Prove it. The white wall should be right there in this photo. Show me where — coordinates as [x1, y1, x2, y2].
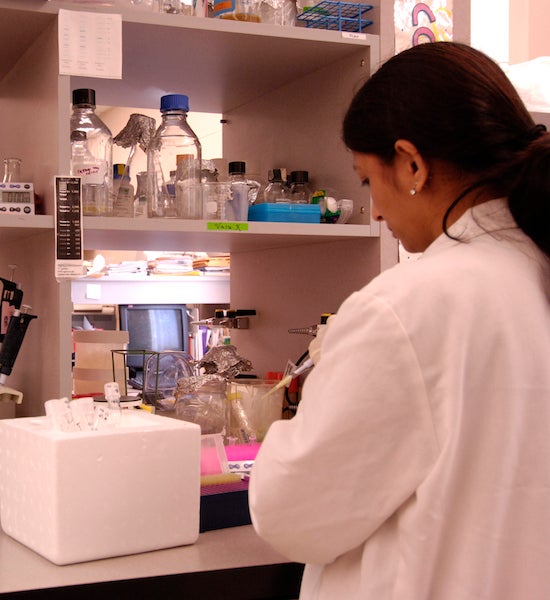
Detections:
[471, 0, 550, 64]
[99, 105, 223, 180]
[471, 0, 510, 63]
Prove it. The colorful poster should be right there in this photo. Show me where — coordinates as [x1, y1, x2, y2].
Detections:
[394, 1, 453, 53]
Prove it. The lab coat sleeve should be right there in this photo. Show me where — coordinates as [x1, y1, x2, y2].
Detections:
[249, 289, 440, 565]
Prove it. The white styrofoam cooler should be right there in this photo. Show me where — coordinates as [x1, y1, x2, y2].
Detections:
[0, 410, 201, 565]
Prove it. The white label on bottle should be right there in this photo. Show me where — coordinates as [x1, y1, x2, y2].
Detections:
[74, 165, 104, 185]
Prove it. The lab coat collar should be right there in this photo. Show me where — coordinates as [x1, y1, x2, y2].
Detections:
[423, 198, 516, 258]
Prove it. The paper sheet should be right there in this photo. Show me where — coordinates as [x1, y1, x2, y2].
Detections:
[58, 8, 122, 79]
[394, 0, 453, 53]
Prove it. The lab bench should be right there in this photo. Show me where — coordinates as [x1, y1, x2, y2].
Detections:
[0, 524, 303, 599]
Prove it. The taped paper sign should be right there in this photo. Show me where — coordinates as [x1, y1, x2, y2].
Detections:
[394, 1, 453, 53]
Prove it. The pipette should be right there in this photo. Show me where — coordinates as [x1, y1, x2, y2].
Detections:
[0, 307, 37, 378]
[0, 265, 23, 342]
[0, 305, 37, 403]
[262, 357, 315, 400]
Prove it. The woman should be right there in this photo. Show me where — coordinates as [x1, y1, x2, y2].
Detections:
[249, 42, 550, 599]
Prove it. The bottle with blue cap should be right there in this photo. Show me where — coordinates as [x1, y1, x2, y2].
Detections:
[148, 94, 202, 218]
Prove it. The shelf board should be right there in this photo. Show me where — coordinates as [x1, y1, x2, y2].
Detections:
[0, 1, 378, 113]
[0, 213, 377, 251]
[0, 214, 54, 242]
[71, 273, 230, 304]
[82, 217, 378, 252]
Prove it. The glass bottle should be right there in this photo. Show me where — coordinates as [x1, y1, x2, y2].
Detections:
[288, 170, 312, 204]
[134, 171, 148, 218]
[70, 88, 113, 216]
[2, 158, 22, 183]
[263, 168, 288, 203]
[161, 0, 193, 15]
[70, 130, 106, 217]
[213, 0, 261, 21]
[113, 112, 156, 216]
[148, 94, 202, 218]
[226, 161, 260, 221]
[130, 0, 157, 9]
[112, 164, 135, 218]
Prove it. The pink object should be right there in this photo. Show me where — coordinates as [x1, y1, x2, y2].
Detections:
[201, 446, 225, 475]
[225, 442, 261, 461]
[200, 440, 261, 475]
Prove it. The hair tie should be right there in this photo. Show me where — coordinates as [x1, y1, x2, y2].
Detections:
[526, 123, 547, 141]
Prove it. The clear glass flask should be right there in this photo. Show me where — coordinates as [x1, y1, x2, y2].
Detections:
[112, 164, 135, 218]
[134, 171, 148, 218]
[2, 158, 22, 183]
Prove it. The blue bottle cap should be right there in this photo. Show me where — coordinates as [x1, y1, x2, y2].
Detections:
[160, 94, 190, 113]
[113, 164, 129, 178]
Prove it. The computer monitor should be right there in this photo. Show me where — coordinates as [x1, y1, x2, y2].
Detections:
[118, 304, 189, 371]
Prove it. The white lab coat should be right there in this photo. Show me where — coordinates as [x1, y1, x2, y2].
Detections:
[249, 198, 550, 599]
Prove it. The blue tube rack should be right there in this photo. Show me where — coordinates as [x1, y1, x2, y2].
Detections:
[296, 1, 374, 32]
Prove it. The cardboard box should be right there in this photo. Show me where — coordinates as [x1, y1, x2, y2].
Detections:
[0, 411, 201, 565]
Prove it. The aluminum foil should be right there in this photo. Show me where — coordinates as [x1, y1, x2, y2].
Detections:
[113, 113, 157, 153]
[197, 344, 253, 379]
[175, 373, 225, 394]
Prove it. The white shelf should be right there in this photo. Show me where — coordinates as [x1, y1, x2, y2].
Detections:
[0, 0, 378, 114]
[71, 273, 230, 304]
[0, 214, 53, 241]
[0, 214, 376, 251]
[83, 217, 378, 252]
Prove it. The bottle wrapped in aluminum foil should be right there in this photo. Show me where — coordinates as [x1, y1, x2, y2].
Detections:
[174, 374, 227, 434]
[174, 345, 253, 434]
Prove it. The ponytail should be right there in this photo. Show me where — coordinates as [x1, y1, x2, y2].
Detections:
[508, 128, 550, 258]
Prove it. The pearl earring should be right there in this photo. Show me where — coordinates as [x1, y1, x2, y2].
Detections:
[409, 185, 417, 196]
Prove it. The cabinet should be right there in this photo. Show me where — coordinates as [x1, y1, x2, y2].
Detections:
[0, 0, 397, 417]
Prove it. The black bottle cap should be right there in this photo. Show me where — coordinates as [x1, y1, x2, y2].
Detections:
[229, 161, 246, 175]
[72, 88, 96, 107]
[214, 309, 225, 318]
[269, 168, 283, 182]
[290, 170, 309, 183]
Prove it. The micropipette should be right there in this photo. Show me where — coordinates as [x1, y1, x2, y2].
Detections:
[0, 306, 37, 403]
[262, 357, 315, 400]
[0, 307, 37, 379]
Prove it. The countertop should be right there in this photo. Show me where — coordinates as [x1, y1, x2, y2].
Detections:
[0, 524, 303, 598]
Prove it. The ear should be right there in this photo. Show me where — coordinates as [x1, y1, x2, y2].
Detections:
[394, 139, 429, 193]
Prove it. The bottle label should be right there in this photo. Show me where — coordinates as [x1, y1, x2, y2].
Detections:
[213, 0, 235, 16]
[74, 164, 105, 186]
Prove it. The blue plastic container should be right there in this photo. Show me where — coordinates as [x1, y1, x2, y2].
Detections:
[248, 203, 321, 224]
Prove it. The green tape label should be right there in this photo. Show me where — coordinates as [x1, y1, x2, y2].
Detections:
[207, 222, 249, 232]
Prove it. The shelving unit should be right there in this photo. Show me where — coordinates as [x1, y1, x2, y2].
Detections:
[0, 0, 396, 417]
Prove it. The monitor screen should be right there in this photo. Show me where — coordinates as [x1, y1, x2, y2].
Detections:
[119, 304, 189, 370]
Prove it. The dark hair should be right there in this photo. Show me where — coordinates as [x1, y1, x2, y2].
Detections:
[343, 41, 550, 257]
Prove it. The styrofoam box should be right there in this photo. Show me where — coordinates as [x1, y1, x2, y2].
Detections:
[0, 411, 201, 565]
